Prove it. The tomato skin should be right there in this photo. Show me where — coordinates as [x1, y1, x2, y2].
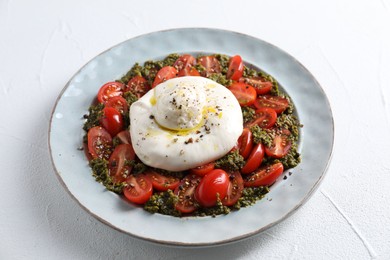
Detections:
[228, 82, 257, 106]
[152, 66, 177, 88]
[105, 96, 129, 115]
[239, 77, 273, 95]
[244, 162, 284, 187]
[177, 67, 201, 77]
[222, 171, 244, 206]
[245, 108, 277, 129]
[124, 75, 150, 98]
[108, 144, 135, 183]
[197, 56, 221, 77]
[114, 130, 131, 145]
[194, 169, 229, 207]
[237, 128, 253, 159]
[174, 174, 201, 213]
[87, 126, 113, 160]
[97, 82, 124, 103]
[145, 170, 180, 191]
[123, 174, 153, 204]
[265, 129, 292, 158]
[100, 107, 124, 137]
[254, 95, 289, 114]
[241, 143, 265, 174]
[173, 54, 196, 71]
[190, 162, 215, 176]
[227, 55, 244, 80]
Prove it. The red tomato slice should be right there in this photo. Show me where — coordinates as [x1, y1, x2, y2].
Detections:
[152, 66, 178, 88]
[174, 174, 201, 214]
[123, 174, 153, 204]
[237, 128, 253, 159]
[145, 170, 180, 191]
[97, 82, 124, 103]
[194, 169, 229, 207]
[190, 162, 215, 176]
[124, 75, 150, 98]
[265, 129, 292, 158]
[241, 143, 265, 174]
[228, 82, 257, 106]
[227, 55, 244, 80]
[197, 56, 221, 77]
[108, 144, 135, 183]
[254, 95, 289, 114]
[245, 108, 277, 129]
[222, 171, 244, 206]
[173, 54, 196, 71]
[114, 130, 131, 145]
[177, 67, 201, 77]
[244, 162, 284, 187]
[239, 77, 273, 95]
[87, 126, 113, 160]
[100, 107, 124, 137]
[105, 96, 129, 115]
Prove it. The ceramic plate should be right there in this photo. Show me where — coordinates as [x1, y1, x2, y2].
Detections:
[49, 28, 334, 247]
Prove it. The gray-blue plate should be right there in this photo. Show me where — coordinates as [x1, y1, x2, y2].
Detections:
[49, 28, 334, 247]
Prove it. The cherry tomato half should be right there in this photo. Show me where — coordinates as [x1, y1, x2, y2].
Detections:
[194, 169, 229, 207]
[87, 126, 113, 160]
[265, 129, 292, 158]
[124, 75, 150, 98]
[244, 162, 284, 187]
[100, 107, 124, 137]
[97, 81, 124, 103]
[173, 54, 196, 71]
[190, 162, 215, 176]
[108, 144, 135, 183]
[114, 130, 131, 145]
[237, 128, 253, 159]
[241, 143, 265, 174]
[152, 66, 177, 88]
[222, 171, 244, 206]
[197, 56, 221, 77]
[174, 174, 201, 214]
[105, 96, 129, 115]
[239, 77, 273, 95]
[123, 174, 153, 204]
[228, 82, 257, 106]
[177, 67, 201, 77]
[245, 108, 277, 129]
[254, 95, 289, 114]
[145, 170, 180, 191]
[227, 55, 244, 80]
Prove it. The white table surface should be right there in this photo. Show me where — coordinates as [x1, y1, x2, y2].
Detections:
[1, 0, 390, 259]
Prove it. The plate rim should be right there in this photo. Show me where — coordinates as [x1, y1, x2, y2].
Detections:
[48, 27, 335, 247]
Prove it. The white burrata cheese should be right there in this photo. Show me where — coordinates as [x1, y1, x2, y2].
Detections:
[129, 76, 243, 171]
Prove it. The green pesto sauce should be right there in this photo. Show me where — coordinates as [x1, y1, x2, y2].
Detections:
[242, 106, 256, 123]
[123, 91, 138, 106]
[215, 54, 230, 74]
[89, 158, 125, 194]
[233, 186, 269, 209]
[250, 125, 274, 147]
[143, 187, 270, 217]
[144, 190, 181, 217]
[83, 103, 104, 132]
[118, 53, 180, 86]
[215, 150, 245, 172]
[207, 73, 232, 87]
[193, 198, 231, 217]
[126, 160, 148, 175]
[84, 52, 302, 218]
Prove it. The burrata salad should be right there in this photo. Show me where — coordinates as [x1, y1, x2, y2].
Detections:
[82, 53, 301, 217]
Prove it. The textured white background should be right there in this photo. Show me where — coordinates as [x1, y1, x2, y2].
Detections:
[1, 0, 390, 259]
